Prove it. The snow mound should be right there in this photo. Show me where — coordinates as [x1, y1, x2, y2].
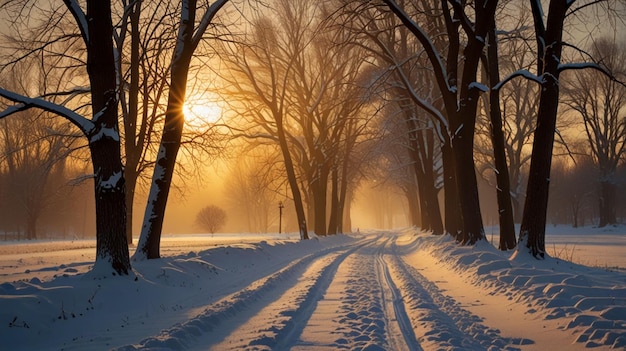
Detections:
[417, 232, 626, 349]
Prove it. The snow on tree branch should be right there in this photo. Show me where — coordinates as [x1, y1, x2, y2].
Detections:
[191, 0, 230, 51]
[89, 126, 120, 144]
[366, 23, 448, 139]
[91, 90, 119, 125]
[0, 87, 94, 135]
[62, 0, 89, 45]
[172, 0, 194, 63]
[468, 82, 489, 93]
[0, 101, 29, 118]
[493, 70, 543, 91]
[558, 62, 626, 88]
[97, 170, 123, 191]
[382, 0, 452, 95]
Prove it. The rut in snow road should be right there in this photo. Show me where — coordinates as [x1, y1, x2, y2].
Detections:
[292, 236, 422, 350]
[117, 233, 530, 351]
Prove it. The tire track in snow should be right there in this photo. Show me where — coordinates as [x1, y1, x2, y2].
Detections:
[294, 235, 422, 351]
[113, 237, 376, 351]
[317, 241, 389, 350]
[375, 239, 423, 351]
[208, 236, 375, 350]
[387, 239, 534, 351]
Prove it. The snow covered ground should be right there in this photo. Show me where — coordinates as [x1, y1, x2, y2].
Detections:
[0, 226, 625, 350]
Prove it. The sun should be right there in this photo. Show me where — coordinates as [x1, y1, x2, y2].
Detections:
[183, 100, 223, 125]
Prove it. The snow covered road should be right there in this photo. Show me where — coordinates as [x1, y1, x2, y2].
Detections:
[117, 234, 532, 350]
[2, 229, 625, 350]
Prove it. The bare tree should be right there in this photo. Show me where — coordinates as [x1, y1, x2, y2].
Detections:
[514, 0, 571, 258]
[477, 25, 540, 227]
[195, 205, 227, 234]
[135, 0, 230, 259]
[481, 18, 517, 250]
[217, 0, 375, 238]
[549, 156, 596, 227]
[371, 112, 423, 228]
[562, 37, 626, 227]
[216, 7, 310, 239]
[340, 1, 450, 235]
[379, 0, 499, 244]
[0, 111, 78, 239]
[508, 0, 624, 258]
[0, 59, 83, 239]
[499, 35, 539, 223]
[0, 0, 132, 275]
[115, 0, 173, 244]
[291, 11, 375, 236]
[224, 147, 282, 233]
[111, 0, 228, 247]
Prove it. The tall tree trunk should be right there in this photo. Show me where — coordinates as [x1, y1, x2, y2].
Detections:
[407, 119, 430, 231]
[450, 57, 486, 244]
[418, 128, 443, 235]
[405, 179, 421, 227]
[124, 170, 138, 243]
[135, 0, 197, 259]
[486, 27, 516, 250]
[440, 0, 463, 241]
[519, 0, 570, 258]
[342, 188, 353, 232]
[87, 0, 131, 274]
[327, 166, 339, 235]
[442, 138, 462, 238]
[451, 130, 484, 244]
[277, 119, 309, 240]
[404, 110, 442, 234]
[89, 137, 131, 275]
[311, 165, 329, 236]
[449, 0, 497, 244]
[122, 0, 142, 245]
[133, 0, 230, 259]
[337, 145, 352, 233]
[598, 180, 616, 227]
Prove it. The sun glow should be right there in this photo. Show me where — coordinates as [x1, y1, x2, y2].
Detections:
[183, 99, 223, 125]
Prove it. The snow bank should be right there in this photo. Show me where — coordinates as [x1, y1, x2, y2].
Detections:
[415, 231, 626, 349]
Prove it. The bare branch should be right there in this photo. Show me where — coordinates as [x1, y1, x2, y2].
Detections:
[0, 88, 93, 135]
[494, 69, 543, 91]
[381, 0, 452, 97]
[559, 62, 626, 88]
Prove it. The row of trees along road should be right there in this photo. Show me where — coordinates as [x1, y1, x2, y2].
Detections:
[1, 0, 625, 275]
[214, 0, 379, 238]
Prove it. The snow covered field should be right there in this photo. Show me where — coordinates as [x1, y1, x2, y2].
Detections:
[0, 226, 625, 350]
